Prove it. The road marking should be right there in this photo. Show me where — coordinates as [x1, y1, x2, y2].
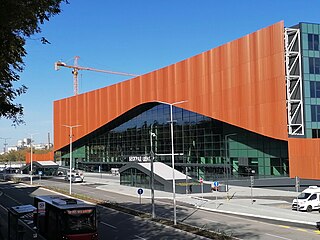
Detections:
[295, 228, 307, 232]
[100, 221, 117, 229]
[134, 235, 147, 240]
[265, 233, 292, 240]
[3, 193, 22, 205]
[279, 225, 291, 229]
[203, 218, 219, 223]
[314, 230, 320, 234]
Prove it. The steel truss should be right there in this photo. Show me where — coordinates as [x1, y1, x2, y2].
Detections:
[284, 28, 304, 136]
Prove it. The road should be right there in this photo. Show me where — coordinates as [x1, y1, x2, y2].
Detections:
[0, 181, 201, 240]
[41, 174, 320, 240]
[1, 175, 320, 239]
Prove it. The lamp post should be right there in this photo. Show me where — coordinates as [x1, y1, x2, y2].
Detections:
[63, 124, 81, 195]
[224, 133, 237, 195]
[152, 100, 187, 225]
[157, 100, 187, 225]
[150, 125, 156, 219]
[29, 133, 38, 185]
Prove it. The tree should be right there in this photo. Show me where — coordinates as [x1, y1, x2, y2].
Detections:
[0, 0, 68, 125]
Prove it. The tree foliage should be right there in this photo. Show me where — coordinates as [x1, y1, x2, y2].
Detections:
[0, 0, 68, 125]
[0, 148, 52, 163]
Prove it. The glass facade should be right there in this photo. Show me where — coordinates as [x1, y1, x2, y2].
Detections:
[120, 168, 165, 191]
[58, 103, 288, 181]
[301, 23, 320, 138]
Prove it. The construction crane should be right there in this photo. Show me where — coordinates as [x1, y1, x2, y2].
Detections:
[55, 56, 138, 95]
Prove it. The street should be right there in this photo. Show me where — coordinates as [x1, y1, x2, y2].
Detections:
[0, 180, 201, 240]
[1, 174, 320, 239]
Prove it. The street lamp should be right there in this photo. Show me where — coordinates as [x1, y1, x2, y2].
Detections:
[224, 133, 237, 195]
[155, 100, 187, 225]
[150, 125, 156, 219]
[29, 133, 38, 185]
[63, 124, 81, 195]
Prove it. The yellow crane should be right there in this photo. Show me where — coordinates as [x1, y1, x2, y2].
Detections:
[55, 56, 138, 95]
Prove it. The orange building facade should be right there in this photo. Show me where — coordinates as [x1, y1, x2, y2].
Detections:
[53, 21, 320, 181]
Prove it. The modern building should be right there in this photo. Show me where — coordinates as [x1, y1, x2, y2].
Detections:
[53, 21, 320, 182]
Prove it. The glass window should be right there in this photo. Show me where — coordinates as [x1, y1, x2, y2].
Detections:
[312, 129, 320, 138]
[316, 58, 320, 74]
[309, 34, 313, 49]
[311, 81, 315, 97]
[310, 58, 315, 73]
[308, 34, 320, 50]
[315, 35, 319, 50]
[309, 57, 320, 74]
[311, 105, 320, 122]
[310, 81, 320, 97]
[308, 34, 319, 51]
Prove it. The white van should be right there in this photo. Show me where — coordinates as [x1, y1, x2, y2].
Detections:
[292, 186, 320, 212]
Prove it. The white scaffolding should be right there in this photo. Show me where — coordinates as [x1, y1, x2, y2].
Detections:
[284, 28, 304, 136]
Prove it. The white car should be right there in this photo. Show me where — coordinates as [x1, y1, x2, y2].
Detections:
[64, 174, 84, 183]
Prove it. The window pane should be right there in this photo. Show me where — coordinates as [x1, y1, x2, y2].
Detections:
[309, 34, 314, 50]
[310, 57, 315, 74]
[311, 105, 317, 121]
[315, 58, 320, 74]
[317, 106, 320, 121]
[315, 35, 319, 50]
[312, 129, 317, 138]
[311, 81, 315, 97]
[316, 82, 320, 97]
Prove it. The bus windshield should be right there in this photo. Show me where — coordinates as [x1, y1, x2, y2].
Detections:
[62, 209, 96, 234]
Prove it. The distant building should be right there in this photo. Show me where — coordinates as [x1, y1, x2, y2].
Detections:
[7, 146, 18, 152]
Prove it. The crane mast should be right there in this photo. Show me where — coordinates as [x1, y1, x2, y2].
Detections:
[55, 56, 138, 95]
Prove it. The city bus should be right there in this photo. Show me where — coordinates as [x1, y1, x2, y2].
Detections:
[34, 195, 98, 240]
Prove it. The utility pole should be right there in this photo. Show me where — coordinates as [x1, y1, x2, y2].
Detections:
[0, 137, 10, 153]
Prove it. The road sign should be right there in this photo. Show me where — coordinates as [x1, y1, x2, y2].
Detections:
[137, 188, 143, 195]
[213, 181, 219, 187]
[38, 201, 46, 216]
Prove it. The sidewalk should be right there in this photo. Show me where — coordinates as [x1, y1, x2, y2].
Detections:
[83, 173, 320, 228]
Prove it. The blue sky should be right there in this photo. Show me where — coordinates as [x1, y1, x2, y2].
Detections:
[1, 0, 320, 147]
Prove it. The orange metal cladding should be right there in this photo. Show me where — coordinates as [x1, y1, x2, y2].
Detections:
[288, 139, 320, 179]
[54, 21, 288, 152]
[25, 152, 54, 164]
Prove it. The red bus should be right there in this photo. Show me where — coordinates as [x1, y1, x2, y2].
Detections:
[34, 195, 98, 240]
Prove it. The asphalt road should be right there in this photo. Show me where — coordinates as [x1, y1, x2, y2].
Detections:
[41, 175, 320, 240]
[1, 176, 320, 239]
[0, 181, 202, 240]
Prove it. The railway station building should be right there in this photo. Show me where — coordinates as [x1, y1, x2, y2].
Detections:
[53, 21, 320, 182]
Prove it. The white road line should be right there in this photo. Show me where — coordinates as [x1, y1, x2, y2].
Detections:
[100, 221, 117, 229]
[4, 193, 22, 205]
[265, 233, 292, 240]
[203, 218, 219, 223]
[134, 235, 147, 240]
